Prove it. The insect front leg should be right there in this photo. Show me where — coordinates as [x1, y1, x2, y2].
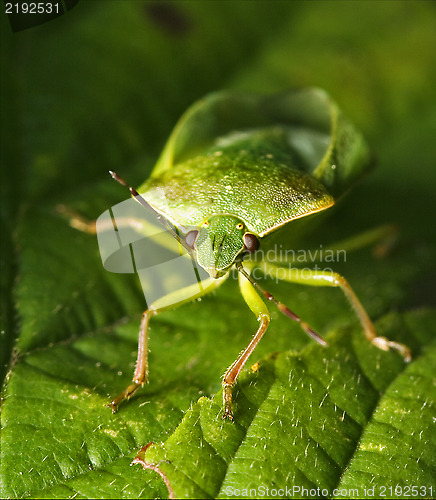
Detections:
[223, 262, 330, 420]
[260, 262, 411, 361]
[56, 204, 99, 233]
[110, 276, 227, 412]
[108, 307, 152, 412]
[57, 203, 171, 244]
[222, 271, 270, 420]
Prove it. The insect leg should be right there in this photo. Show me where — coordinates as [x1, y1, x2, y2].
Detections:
[222, 270, 270, 420]
[237, 263, 327, 346]
[57, 203, 163, 242]
[308, 225, 399, 260]
[109, 308, 152, 412]
[109, 275, 227, 412]
[56, 204, 99, 233]
[260, 262, 411, 362]
[269, 225, 398, 266]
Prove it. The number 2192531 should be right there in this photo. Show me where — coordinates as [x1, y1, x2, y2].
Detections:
[5, 2, 60, 14]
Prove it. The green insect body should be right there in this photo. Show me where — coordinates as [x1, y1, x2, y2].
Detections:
[141, 126, 335, 277]
[108, 88, 410, 419]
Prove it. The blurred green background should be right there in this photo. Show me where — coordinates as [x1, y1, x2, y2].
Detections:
[1, 1, 435, 498]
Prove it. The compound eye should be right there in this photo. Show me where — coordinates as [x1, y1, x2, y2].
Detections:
[185, 230, 199, 249]
[243, 233, 260, 253]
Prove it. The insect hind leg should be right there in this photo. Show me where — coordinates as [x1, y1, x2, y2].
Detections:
[260, 261, 411, 362]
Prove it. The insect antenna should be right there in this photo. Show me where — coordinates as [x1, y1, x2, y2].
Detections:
[236, 262, 328, 346]
[109, 170, 192, 253]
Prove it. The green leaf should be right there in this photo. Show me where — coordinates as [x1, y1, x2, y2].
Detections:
[2, 1, 436, 499]
[135, 310, 436, 499]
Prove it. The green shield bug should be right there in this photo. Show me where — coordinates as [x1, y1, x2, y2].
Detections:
[105, 88, 411, 420]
